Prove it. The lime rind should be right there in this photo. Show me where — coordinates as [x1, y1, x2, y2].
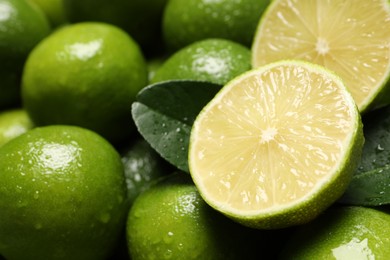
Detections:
[189, 60, 364, 229]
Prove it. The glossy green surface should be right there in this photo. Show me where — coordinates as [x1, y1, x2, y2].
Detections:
[280, 206, 390, 259]
[0, 0, 50, 108]
[0, 109, 33, 147]
[22, 22, 148, 144]
[127, 173, 267, 260]
[162, 0, 270, 50]
[152, 39, 251, 85]
[121, 139, 172, 206]
[0, 125, 127, 260]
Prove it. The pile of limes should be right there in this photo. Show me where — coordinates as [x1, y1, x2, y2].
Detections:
[0, 0, 389, 259]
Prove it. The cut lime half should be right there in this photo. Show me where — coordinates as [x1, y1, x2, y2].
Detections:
[189, 60, 364, 229]
[252, 0, 390, 113]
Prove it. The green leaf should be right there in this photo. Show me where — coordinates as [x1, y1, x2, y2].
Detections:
[339, 166, 390, 206]
[131, 80, 222, 172]
[339, 105, 390, 206]
[356, 105, 390, 174]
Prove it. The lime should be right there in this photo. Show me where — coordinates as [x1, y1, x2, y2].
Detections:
[280, 206, 390, 259]
[21, 22, 148, 144]
[0, 125, 127, 260]
[0, 0, 50, 108]
[127, 173, 269, 259]
[0, 109, 33, 147]
[29, 0, 67, 27]
[252, 0, 390, 113]
[64, 0, 168, 56]
[151, 38, 252, 85]
[121, 138, 173, 206]
[188, 60, 364, 229]
[162, 0, 270, 51]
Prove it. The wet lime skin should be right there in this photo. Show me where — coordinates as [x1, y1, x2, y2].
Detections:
[22, 22, 148, 144]
[162, 0, 270, 50]
[280, 206, 390, 259]
[151, 38, 252, 85]
[0, 125, 128, 260]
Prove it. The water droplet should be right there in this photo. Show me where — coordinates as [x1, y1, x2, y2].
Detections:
[163, 231, 174, 244]
[15, 185, 23, 193]
[163, 249, 173, 259]
[177, 242, 184, 251]
[376, 144, 385, 152]
[33, 191, 39, 199]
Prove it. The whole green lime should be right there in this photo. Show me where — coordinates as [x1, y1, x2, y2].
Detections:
[162, 0, 270, 51]
[64, 0, 168, 56]
[0, 0, 50, 108]
[151, 38, 251, 85]
[280, 206, 390, 259]
[0, 125, 127, 260]
[121, 138, 173, 206]
[0, 109, 34, 147]
[127, 173, 268, 260]
[29, 0, 67, 27]
[22, 22, 148, 144]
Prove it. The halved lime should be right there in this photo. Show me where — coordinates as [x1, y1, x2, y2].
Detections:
[188, 60, 364, 229]
[252, 0, 390, 113]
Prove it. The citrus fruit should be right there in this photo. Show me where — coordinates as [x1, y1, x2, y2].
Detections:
[162, 0, 271, 51]
[279, 206, 390, 259]
[0, 0, 50, 108]
[0, 109, 33, 147]
[29, 0, 67, 27]
[64, 0, 168, 56]
[126, 173, 268, 260]
[21, 22, 148, 144]
[252, 0, 390, 113]
[188, 60, 364, 229]
[151, 38, 252, 85]
[121, 138, 173, 206]
[0, 125, 127, 260]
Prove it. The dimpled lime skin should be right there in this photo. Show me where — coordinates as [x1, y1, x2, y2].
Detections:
[127, 173, 266, 260]
[0, 0, 50, 109]
[0, 109, 34, 147]
[0, 125, 128, 260]
[280, 206, 390, 259]
[162, 0, 270, 51]
[151, 39, 252, 85]
[21, 22, 148, 144]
